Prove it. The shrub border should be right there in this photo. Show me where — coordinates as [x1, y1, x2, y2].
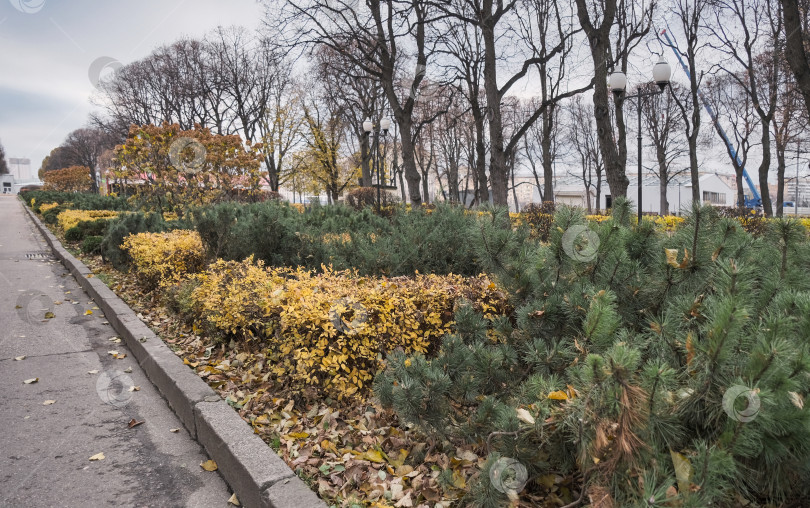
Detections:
[20, 196, 325, 508]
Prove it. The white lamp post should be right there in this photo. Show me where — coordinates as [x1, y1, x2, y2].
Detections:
[609, 57, 671, 223]
[363, 116, 391, 211]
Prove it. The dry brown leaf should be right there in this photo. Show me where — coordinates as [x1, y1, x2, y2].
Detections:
[128, 418, 144, 428]
[89, 452, 105, 461]
[227, 493, 240, 506]
[200, 459, 218, 471]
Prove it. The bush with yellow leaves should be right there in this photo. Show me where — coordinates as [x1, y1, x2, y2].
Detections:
[121, 230, 205, 289]
[187, 258, 509, 399]
[57, 209, 120, 231]
[38, 202, 60, 214]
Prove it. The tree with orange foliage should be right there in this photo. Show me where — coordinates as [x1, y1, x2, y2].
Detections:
[42, 165, 93, 192]
[114, 123, 264, 214]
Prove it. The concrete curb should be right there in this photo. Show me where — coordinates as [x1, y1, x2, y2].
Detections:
[21, 200, 326, 508]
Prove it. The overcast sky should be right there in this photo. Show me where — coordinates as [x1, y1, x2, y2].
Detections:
[0, 0, 264, 173]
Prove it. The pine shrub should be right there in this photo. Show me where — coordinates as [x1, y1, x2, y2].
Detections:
[101, 212, 168, 270]
[375, 200, 810, 507]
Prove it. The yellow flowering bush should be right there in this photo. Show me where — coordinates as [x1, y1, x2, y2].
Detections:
[57, 210, 120, 231]
[653, 215, 686, 232]
[188, 258, 510, 399]
[121, 230, 205, 289]
[39, 202, 60, 214]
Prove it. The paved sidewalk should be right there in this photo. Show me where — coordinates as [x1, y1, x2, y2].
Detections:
[0, 195, 232, 507]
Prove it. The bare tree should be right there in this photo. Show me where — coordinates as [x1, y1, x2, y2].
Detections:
[705, 72, 761, 207]
[431, 0, 587, 207]
[660, 0, 713, 204]
[565, 95, 604, 213]
[708, 0, 783, 215]
[575, 0, 655, 200]
[768, 53, 804, 215]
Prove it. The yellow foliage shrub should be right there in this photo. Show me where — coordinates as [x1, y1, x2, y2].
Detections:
[39, 202, 60, 214]
[121, 230, 205, 288]
[653, 215, 686, 232]
[57, 210, 120, 231]
[189, 258, 510, 399]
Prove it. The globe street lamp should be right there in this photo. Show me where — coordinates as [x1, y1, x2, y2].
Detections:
[363, 116, 391, 211]
[608, 57, 671, 223]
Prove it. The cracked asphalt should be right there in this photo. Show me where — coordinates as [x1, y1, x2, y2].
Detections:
[0, 195, 233, 507]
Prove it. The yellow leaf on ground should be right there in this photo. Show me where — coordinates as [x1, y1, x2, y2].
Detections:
[43, 400, 56, 405]
[286, 432, 310, 439]
[89, 452, 105, 461]
[128, 386, 140, 392]
[200, 460, 218, 471]
[227, 493, 240, 506]
[670, 450, 693, 494]
[23, 378, 38, 384]
[548, 390, 569, 400]
[14, 356, 25, 361]
[84, 310, 93, 315]
[361, 449, 386, 463]
[44, 312, 55, 319]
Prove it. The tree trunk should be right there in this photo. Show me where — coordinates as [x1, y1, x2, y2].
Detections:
[396, 117, 423, 205]
[735, 171, 745, 209]
[542, 108, 554, 202]
[782, 0, 810, 120]
[656, 144, 669, 215]
[776, 148, 786, 217]
[574, 0, 625, 199]
[759, 123, 773, 216]
[481, 18, 508, 206]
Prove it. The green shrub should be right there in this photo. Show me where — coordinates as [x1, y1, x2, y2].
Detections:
[80, 235, 104, 254]
[64, 219, 111, 243]
[22, 190, 129, 211]
[64, 226, 83, 242]
[41, 205, 67, 225]
[101, 212, 168, 269]
[376, 202, 810, 506]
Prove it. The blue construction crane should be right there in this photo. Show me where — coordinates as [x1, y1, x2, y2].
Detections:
[660, 29, 762, 209]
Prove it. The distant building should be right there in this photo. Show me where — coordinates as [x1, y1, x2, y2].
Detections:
[2, 158, 42, 194]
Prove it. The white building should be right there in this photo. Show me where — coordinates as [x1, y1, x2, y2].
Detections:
[2, 158, 42, 194]
[531, 173, 736, 215]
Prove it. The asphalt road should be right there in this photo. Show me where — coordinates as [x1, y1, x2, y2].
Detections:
[0, 195, 233, 507]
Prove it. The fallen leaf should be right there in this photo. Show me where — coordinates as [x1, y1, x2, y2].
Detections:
[14, 356, 25, 361]
[128, 418, 144, 428]
[516, 407, 536, 425]
[44, 312, 55, 319]
[84, 310, 93, 316]
[115, 354, 127, 360]
[670, 449, 693, 494]
[108, 350, 119, 356]
[128, 386, 140, 392]
[227, 493, 240, 506]
[200, 460, 218, 471]
[170, 428, 180, 433]
[23, 378, 38, 384]
[548, 390, 569, 400]
[89, 452, 105, 461]
[124, 367, 133, 373]
[15, 305, 22, 309]
[43, 400, 56, 405]
[88, 369, 99, 374]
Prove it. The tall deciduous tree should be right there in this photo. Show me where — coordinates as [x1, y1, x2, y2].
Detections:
[660, 0, 713, 204]
[709, 0, 783, 215]
[780, 0, 810, 120]
[0, 140, 8, 175]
